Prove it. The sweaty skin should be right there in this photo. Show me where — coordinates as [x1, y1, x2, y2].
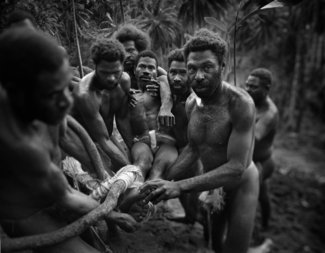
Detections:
[140, 50, 260, 253]
[70, 61, 133, 172]
[245, 75, 279, 228]
[129, 56, 177, 182]
[122, 40, 174, 126]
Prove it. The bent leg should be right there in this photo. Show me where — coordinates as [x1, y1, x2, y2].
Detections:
[223, 163, 259, 253]
[147, 144, 178, 180]
[131, 142, 153, 179]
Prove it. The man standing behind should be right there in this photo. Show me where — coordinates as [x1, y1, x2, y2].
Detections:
[140, 29, 263, 253]
[71, 39, 132, 171]
[166, 48, 203, 224]
[115, 24, 174, 126]
[245, 68, 279, 229]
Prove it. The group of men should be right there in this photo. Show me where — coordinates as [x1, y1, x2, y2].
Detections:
[0, 10, 278, 253]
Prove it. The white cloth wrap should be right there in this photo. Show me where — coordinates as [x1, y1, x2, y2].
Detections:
[90, 165, 143, 201]
[149, 130, 157, 151]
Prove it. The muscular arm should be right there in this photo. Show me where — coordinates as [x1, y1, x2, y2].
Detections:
[157, 75, 175, 127]
[75, 84, 130, 169]
[12, 144, 99, 215]
[116, 76, 134, 150]
[165, 142, 200, 181]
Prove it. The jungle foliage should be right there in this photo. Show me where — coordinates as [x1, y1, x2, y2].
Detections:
[0, 0, 324, 133]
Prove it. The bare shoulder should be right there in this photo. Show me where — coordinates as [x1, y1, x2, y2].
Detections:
[267, 97, 279, 120]
[157, 75, 168, 84]
[119, 72, 131, 92]
[158, 66, 167, 76]
[73, 71, 95, 99]
[185, 92, 197, 116]
[225, 83, 255, 124]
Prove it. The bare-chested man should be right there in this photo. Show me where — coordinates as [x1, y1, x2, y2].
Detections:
[129, 50, 178, 182]
[166, 48, 203, 224]
[245, 68, 279, 229]
[70, 39, 133, 171]
[0, 28, 110, 253]
[140, 29, 261, 253]
[115, 24, 174, 126]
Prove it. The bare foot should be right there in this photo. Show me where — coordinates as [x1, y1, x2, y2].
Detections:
[118, 187, 150, 212]
[128, 200, 150, 222]
[107, 211, 141, 233]
[248, 238, 273, 253]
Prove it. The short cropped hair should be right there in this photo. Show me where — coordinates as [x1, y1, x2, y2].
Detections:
[184, 28, 227, 65]
[0, 28, 64, 91]
[250, 68, 273, 87]
[91, 39, 126, 65]
[115, 24, 150, 52]
[7, 10, 37, 28]
[134, 50, 158, 69]
[167, 49, 185, 67]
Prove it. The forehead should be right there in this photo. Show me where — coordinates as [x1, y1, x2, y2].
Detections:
[187, 50, 219, 65]
[137, 56, 156, 66]
[97, 60, 122, 70]
[246, 75, 260, 85]
[169, 61, 186, 70]
[122, 40, 136, 49]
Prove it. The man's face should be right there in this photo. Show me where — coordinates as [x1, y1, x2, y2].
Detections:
[168, 61, 189, 96]
[187, 50, 223, 98]
[122, 40, 139, 72]
[245, 75, 267, 103]
[96, 60, 123, 90]
[134, 56, 157, 89]
[32, 59, 73, 125]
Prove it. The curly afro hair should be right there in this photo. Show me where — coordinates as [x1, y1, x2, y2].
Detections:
[184, 28, 227, 65]
[90, 39, 126, 65]
[250, 68, 273, 88]
[134, 50, 158, 69]
[115, 24, 150, 52]
[167, 48, 185, 67]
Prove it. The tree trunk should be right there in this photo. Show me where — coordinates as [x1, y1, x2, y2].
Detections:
[72, 0, 84, 78]
[119, 0, 125, 25]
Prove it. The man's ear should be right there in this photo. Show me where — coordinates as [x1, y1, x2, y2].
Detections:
[221, 62, 226, 72]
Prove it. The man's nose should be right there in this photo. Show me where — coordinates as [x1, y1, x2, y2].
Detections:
[195, 69, 204, 82]
[174, 74, 181, 82]
[107, 74, 115, 82]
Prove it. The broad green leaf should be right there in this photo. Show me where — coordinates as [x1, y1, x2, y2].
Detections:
[204, 17, 228, 32]
[261, 0, 287, 9]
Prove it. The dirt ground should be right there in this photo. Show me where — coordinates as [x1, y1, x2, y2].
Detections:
[1, 133, 325, 253]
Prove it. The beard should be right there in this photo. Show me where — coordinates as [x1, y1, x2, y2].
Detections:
[124, 56, 135, 72]
[167, 75, 189, 96]
[191, 70, 222, 98]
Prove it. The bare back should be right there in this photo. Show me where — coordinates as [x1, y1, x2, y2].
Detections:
[253, 96, 279, 162]
[71, 71, 129, 137]
[0, 89, 57, 220]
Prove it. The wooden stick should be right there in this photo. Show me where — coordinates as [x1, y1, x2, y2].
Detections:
[2, 180, 125, 253]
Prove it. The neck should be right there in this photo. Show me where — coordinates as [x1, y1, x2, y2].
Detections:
[177, 88, 192, 102]
[200, 82, 223, 105]
[255, 96, 268, 108]
[91, 72, 105, 91]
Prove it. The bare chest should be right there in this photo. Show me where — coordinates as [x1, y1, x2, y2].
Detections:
[188, 105, 232, 149]
[98, 89, 125, 118]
